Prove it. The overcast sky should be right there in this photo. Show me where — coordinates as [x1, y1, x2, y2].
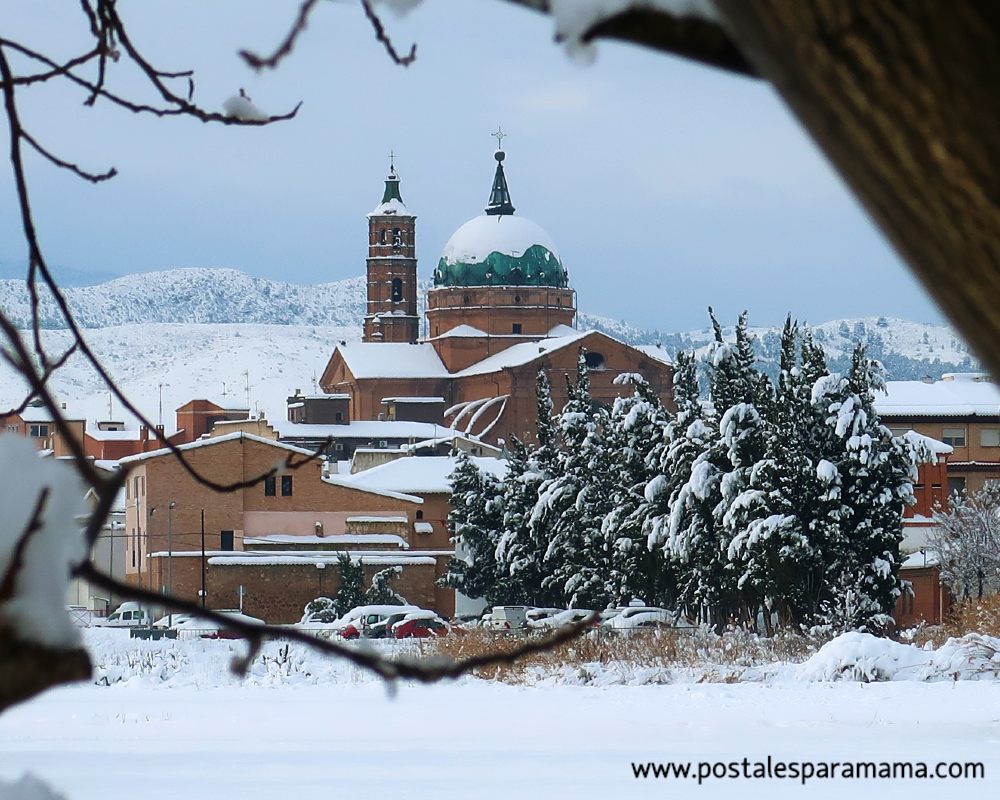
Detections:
[0, 0, 943, 331]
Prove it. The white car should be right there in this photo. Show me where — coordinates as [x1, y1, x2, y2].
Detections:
[527, 609, 599, 629]
[607, 607, 692, 631]
[484, 605, 531, 631]
[94, 602, 152, 628]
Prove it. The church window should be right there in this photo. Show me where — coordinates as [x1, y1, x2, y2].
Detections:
[463, 294, 471, 305]
[391, 278, 403, 302]
[416, 510, 424, 520]
[512, 323, 522, 334]
[584, 351, 606, 370]
[514, 294, 521, 304]
[392, 228, 402, 249]
[379, 229, 386, 245]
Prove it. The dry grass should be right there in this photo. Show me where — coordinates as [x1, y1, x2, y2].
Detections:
[907, 594, 1000, 647]
[421, 627, 828, 684]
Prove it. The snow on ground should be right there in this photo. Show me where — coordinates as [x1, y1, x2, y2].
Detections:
[1, 630, 1000, 799]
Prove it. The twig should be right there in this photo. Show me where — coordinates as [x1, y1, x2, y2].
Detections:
[360, 0, 417, 66]
[22, 130, 117, 182]
[240, 0, 321, 71]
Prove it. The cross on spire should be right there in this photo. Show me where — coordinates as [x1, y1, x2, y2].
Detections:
[389, 149, 395, 169]
[492, 126, 507, 150]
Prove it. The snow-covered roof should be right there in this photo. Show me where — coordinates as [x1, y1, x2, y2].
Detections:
[452, 330, 593, 378]
[636, 344, 673, 365]
[281, 419, 452, 440]
[547, 324, 577, 337]
[244, 533, 408, 548]
[20, 406, 83, 422]
[367, 197, 409, 217]
[877, 375, 1000, 417]
[340, 454, 508, 495]
[414, 521, 434, 534]
[85, 429, 144, 441]
[118, 431, 315, 465]
[440, 214, 560, 265]
[429, 324, 488, 339]
[334, 342, 449, 379]
[901, 550, 941, 569]
[208, 553, 437, 567]
[345, 515, 408, 523]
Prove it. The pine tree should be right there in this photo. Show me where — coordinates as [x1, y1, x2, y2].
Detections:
[439, 451, 504, 603]
[365, 566, 407, 605]
[333, 552, 365, 616]
[602, 373, 672, 605]
[494, 370, 560, 605]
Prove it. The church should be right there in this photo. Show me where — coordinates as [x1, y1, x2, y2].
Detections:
[319, 142, 674, 445]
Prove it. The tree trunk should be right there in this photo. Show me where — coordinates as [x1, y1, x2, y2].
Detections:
[715, 1, 1000, 377]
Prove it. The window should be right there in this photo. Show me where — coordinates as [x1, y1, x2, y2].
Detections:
[335, 412, 343, 422]
[29, 423, 48, 438]
[392, 228, 402, 249]
[264, 476, 276, 496]
[981, 428, 1000, 447]
[334, 442, 344, 451]
[281, 475, 293, 496]
[942, 427, 967, 447]
[391, 278, 403, 302]
[220, 530, 234, 551]
[514, 294, 521, 304]
[416, 510, 424, 520]
[463, 294, 471, 304]
[512, 323, 523, 334]
[584, 351, 606, 369]
[948, 476, 967, 497]
[379, 229, 386, 244]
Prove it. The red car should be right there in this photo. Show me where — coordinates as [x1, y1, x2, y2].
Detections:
[393, 613, 451, 639]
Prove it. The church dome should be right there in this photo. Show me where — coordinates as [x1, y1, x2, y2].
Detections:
[435, 214, 568, 288]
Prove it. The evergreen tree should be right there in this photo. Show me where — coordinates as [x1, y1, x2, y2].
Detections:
[333, 552, 365, 616]
[439, 451, 505, 603]
[602, 373, 672, 605]
[365, 566, 407, 605]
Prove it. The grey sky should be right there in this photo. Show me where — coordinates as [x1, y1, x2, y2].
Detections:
[0, 0, 942, 331]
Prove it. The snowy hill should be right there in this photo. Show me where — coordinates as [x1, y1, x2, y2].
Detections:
[0, 267, 978, 432]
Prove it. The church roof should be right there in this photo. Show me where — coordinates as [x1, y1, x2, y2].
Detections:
[367, 162, 412, 218]
[451, 330, 594, 377]
[434, 147, 567, 289]
[335, 342, 449, 379]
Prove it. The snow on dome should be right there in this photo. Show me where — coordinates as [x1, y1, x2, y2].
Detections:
[435, 215, 568, 288]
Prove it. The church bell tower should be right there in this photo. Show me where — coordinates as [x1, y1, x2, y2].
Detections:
[363, 156, 419, 344]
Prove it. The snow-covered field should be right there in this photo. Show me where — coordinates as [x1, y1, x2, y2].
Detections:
[2, 630, 999, 799]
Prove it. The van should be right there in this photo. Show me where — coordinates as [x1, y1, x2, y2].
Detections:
[95, 601, 152, 628]
[485, 606, 530, 631]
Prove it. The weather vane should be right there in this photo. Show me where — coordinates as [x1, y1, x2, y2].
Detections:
[492, 126, 507, 150]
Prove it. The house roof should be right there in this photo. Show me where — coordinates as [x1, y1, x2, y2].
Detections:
[339, 454, 508, 495]
[877, 374, 1000, 418]
[279, 419, 454, 441]
[451, 330, 594, 378]
[118, 431, 316, 465]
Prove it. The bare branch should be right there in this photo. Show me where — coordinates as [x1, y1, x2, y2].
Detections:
[240, 0, 321, 71]
[360, 0, 417, 66]
[22, 130, 117, 183]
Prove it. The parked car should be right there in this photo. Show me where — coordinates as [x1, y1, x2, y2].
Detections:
[606, 606, 694, 631]
[334, 605, 422, 640]
[94, 602, 152, 628]
[528, 609, 600, 630]
[524, 608, 563, 626]
[484, 605, 531, 631]
[392, 611, 451, 639]
[152, 609, 264, 639]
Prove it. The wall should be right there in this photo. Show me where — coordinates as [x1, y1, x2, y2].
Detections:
[884, 417, 1000, 494]
[894, 565, 950, 627]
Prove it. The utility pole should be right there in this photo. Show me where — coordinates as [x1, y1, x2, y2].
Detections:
[167, 501, 176, 627]
[200, 509, 206, 609]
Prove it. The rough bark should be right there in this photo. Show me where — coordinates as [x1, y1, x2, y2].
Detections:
[710, 1, 1000, 377]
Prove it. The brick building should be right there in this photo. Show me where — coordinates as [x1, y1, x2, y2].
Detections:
[118, 431, 460, 622]
[319, 147, 675, 446]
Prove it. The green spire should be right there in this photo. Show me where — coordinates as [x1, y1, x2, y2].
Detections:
[486, 150, 515, 216]
[381, 162, 403, 204]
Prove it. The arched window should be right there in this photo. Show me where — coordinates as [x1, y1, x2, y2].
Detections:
[391, 278, 403, 302]
[416, 510, 424, 520]
[463, 294, 471, 305]
[514, 294, 521, 304]
[392, 228, 402, 249]
[584, 351, 606, 370]
[379, 229, 386, 245]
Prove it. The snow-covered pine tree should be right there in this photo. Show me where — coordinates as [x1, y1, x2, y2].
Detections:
[532, 348, 613, 608]
[439, 451, 504, 603]
[667, 310, 766, 626]
[725, 317, 832, 628]
[811, 343, 917, 630]
[365, 565, 407, 605]
[494, 370, 560, 605]
[601, 373, 673, 606]
[333, 552, 365, 617]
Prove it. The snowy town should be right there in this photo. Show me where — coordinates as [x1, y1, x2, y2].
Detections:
[3, 3, 1000, 800]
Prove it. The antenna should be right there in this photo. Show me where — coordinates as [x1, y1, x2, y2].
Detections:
[243, 370, 252, 417]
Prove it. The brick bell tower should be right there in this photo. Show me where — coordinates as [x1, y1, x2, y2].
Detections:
[363, 155, 419, 343]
